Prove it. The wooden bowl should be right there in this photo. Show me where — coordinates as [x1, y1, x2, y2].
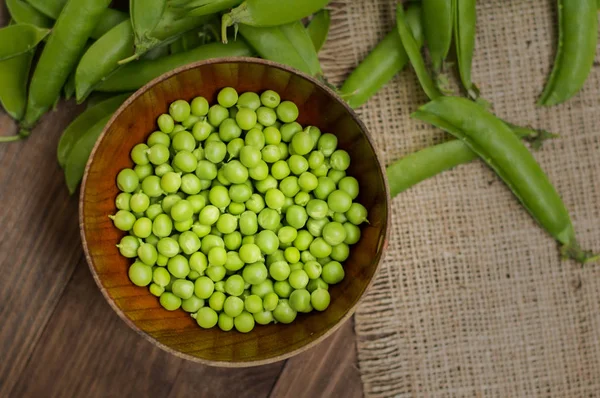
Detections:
[80, 58, 390, 367]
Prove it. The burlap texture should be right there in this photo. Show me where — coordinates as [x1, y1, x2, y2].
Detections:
[319, 1, 600, 396]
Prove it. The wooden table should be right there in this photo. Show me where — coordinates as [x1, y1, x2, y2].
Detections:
[0, 6, 363, 397]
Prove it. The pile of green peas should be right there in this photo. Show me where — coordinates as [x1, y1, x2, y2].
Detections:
[110, 87, 368, 333]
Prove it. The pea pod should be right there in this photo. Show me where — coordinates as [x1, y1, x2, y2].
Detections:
[222, 0, 330, 43]
[387, 126, 554, 197]
[307, 9, 330, 53]
[64, 114, 113, 194]
[340, 3, 423, 109]
[184, 0, 244, 16]
[396, 3, 441, 100]
[75, 20, 135, 102]
[454, 0, 478, 98]
[0, 23, 50, 61]
[412, 96, 596, 263]
[57, 93, 131, 167]
[0, 53, 35, 125]
[96, 41, 253, 92]
[131, 0, 167, 46]
[538, 0, 598, 106]
[64, 71, 76, 100]
[238, 24, 313, 75]
[279, 20, 322, 77]
[6, 0, 52, 28]
[21, 0, 112, 130]
[422, 0, 453, 72]
[24, 0, 128, 40]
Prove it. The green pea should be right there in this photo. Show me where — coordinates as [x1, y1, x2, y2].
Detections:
[117, 168, 139, 193]
[223, 296, 244, 317]
[242, 262, 268, 285]
[245, 128, 265, 149]
[195, 306, 218, 328]
[191, 96, 209, 116]
[308, 151, 325, 169]
[131, 143, 150, 165]
[160, 292, 182, 311]
[109, 210, 136, 231]
[235, 107, 257, 130]
[218, 312, 234, 331]
[299, 172, 318, 192]
[327, 190, 352, 213]
[116, 235, 140, 258]
[263, 292, 279, 311]
[249, 160, 269, 180]
[237, 92, 261, 110]
[309, 237, 332, 258]
[260, 90, 281, 108]
[169, 100, 191, 122]
[182, 295, 205, 313]
[318, 133, 337, 157]
[269, 260, 290, 281]
[208, 104, 229, 127]
[218, 87, 238, 108]
[228, 202, 246, 215]
[157, 237, 179, 258]
[289, 289, 312, 312]
[160, 171, 181, 193]
[246, 193, 265, 213]
[304, 260, 322, 279]
[314, 176, 336, 200]
[278, 226, 298, 245]
[258, 208, 280, 230]
[273, 299, 297, 323]
[255, 230, 280, 255]
[261, 144, 281, 163]
[156, 253, 169, 267]
[289, 269, 309, 289]
[223, 160, 249, 184]
[330, 149, 350, 171]
[128, 261, 152, 286]
[208, 291, 226, 311]
[153, 267, 171, 287]
[343, 222, 361, 244]
[291, 130, 313, 156]
[200, 234, 225, 255]
[307, 277, 328, 292]
[346, 202, 368, 225]
[256, 106, 277, 126]
[192, 119, 213, 142]
[276, 101, 299, 123]
[154, 163, 173, 178]
[149, 283, 165, 297]
[311, 288, 330, 311]
[189, 252, 208, 275]
[194, 276, 215, 299]
[251, 279, 274, 297]
[219, 118, 242, 142]
[240, 211, 259, 236]
[322, 261, 344, 284]
[253, 310, 274, 325]
[134, 163, 153, 181]
[137, 242, 157, 265]
[147, 144, 170, 165]
[158, 114, 175, 134]
[115, 192, 132, 211]
[224, 231, 242, 251]
[255, 175, 278, 193]
[286, 205, 308, 229]
[172, 279, 194, 300]
[167, 255, 189, 278]
[233, 311, 254, 333]
[239, 243, 262, 263]
[327, 169, 346, 184]
[280, 122, 302, 142]
[205, 140, 227, 163]
[171, 200, 193, 222]
[294, 191, 311, 206]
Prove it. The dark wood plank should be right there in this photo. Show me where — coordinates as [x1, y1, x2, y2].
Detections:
[268, 319, 363, 398]
[167, 360, 285, 398]
[10, 261, 185, 398]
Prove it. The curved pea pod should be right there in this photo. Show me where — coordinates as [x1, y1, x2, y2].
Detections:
[396, 3, 441, 100]
[340, 3, 423, 109]
[412, 96, 597, 263]
[422, 0, 453, 72]
[6, 0, 53, 28]
[131, 0, 167, 47]
[387, 125, 555, 197]
[0, 23, 50, 61]
[64, 114, 113, 194]
[0, 52, 35, 125]
[307, 9, 330, 53]
[538, 0, 598, 106]
[21, 0, 112, 130]
[96, 41, 253, 92]
[184, 0, 244, 16]
[24, 0, 67, 19]
[454, 0, 478, 98]
[57, 93, 131, 167]
[222, 0, 330, 43]
[237, 24, 313, 75]
[75, 20, 135, 102]
[279, 20, 322, 77]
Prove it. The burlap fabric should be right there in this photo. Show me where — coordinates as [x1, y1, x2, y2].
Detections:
[319, 1, 600, 396]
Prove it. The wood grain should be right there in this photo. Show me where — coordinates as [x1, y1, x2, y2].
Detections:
[81, 58, 390, 366]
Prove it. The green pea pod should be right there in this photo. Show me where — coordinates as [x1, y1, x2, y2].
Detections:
[387, 125, 555, 197]
[396, 3, 441, 100]
[340, 3, 423, 109]
[24, 0, 67, 19]
[186, 0, 244, 16]
[279, 20, 323, 77]
[64, 71, 76, 100]
[96, 41, 253, 92]
[24, 0, 128, 40]
[454, 0, 478, 98]
[0, 24, 50, 61]
[91, 9, 129, 40]
[538, 0, 598, 106]
[131, 0, 167, 46]
[57, 93, 131, 167]
[75, 20, 135, 102]
[6, 0, 53, 28]
[422, 0, 453, 71]
[0, 52, 35, 124]
[307, 9, 330, 53]
[238, 24, 313, 75]
[64, 114, 114, 194]
[21, 0, 112, 130]
[412, 96, 596, 263]
[222, 0, 330, 43]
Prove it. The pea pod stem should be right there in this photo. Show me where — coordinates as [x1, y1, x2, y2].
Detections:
[307, 9, 330, 53]
[340, 3, 423, 109]
[411, 96, 596, 263]
[131, 0, 167, 46]
[221, 0, 330, 43]
[395, 3, 441, 100]
[538, 0, 598, 106]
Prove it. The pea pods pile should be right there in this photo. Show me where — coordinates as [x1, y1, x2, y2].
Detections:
[111, 88, 367, 332]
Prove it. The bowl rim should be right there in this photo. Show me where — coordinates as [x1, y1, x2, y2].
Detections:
[80, 57, 391, 367]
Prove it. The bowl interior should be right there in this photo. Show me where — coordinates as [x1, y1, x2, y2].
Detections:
[81, 58, 389, 366]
